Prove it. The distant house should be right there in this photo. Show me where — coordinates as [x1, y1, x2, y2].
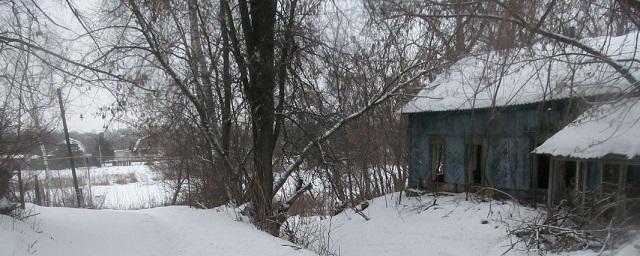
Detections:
[133, 136, 159, 159]
[0, 155, 28, 172]
[51, 138, 99, 169]
[401, 33, 640, 205]
[55, 138, 86, 155]
[113, 149, 133, 166]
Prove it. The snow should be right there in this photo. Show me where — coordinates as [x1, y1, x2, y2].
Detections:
[401, 32, 640, 113]
[58, 138, 88, 153]
[20, 165, 172, 210]
[290, 192, 634, 256]
[293, 192, 538, 255]
[613, 234, 640, 256]
[534, 97, 640, 159]
[24, 164, 158, 183]
[2, 192, 635, 256]
[88, 182, 170, 209]
[0, 205, 316, 256]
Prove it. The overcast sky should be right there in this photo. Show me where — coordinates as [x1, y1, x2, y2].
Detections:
[41, 0, 121, 133]
[62, 87, 120, 133]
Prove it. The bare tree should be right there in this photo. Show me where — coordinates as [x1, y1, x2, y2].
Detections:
[87, 0, 437, 235]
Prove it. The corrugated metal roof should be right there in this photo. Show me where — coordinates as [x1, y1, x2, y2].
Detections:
[401, 33, 640, 113]
[534, 97, 640, 159]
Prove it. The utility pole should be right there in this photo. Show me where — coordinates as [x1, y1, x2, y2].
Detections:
[85, 157, 93, 207]
[98, 144, 103, 167]
[57, 88, 82, 207]
[17, 83, 25, 209]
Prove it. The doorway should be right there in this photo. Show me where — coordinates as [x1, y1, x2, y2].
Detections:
[626, 165, 640, 220]
[537, 155, 550, 189]
[467, 143, 483, 186]
[548, 159, 582, 205]
[563, 161, 577, 191]
[431, 142, 446, 183]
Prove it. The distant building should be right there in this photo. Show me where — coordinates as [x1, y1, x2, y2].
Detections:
[0, 155, 28, 172]
[56, 138, 86, 155]
[133, 136, 159, 159]
[50, 138, 98, 169]
[114, 149, 133, 166]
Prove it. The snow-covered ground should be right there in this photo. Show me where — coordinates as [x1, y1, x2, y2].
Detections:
[2, 192, 638, 256]
[0, 205, 316, 256]
[288, 192, 535, 255]
[22, 164, 159, 185]
[19, 164, 174, 210]
[8, 166, 639, 256]
[89, 181, 170, 209]
[290, 192, 639, 256]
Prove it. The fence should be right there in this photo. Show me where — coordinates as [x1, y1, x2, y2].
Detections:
[12, 156, 185, 210]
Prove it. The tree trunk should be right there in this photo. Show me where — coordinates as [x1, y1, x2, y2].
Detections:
[238, 0, 278, 235]
[171, 159, 184, 205]
[219, 0, 237, 203]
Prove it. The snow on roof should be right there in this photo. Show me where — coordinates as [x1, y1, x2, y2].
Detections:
[534, 97, 640, 159]
[58, 138, 87, 152]
[133, 138, 143, 152]
[401, 32, 640, 113]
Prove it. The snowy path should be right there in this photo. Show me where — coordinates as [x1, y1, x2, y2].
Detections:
[1, 206, 316, 256]
[34, 208, 177, 256]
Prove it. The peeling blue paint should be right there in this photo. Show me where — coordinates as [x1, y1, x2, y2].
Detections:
[407, 100, 572, 197]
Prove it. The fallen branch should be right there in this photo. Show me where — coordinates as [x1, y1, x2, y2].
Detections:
[418, 198, 438, 214]
[352, 201, 370, 221]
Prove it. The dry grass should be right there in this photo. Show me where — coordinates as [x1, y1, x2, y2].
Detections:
[112, 173, 138, 185]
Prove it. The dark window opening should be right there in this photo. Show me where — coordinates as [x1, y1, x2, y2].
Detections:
[431, 141, 445, 183]
[626, 165, 640, 217]
[564, 161, 577, 191]
[576, 161, 588, 193]
[627, 165, 640, 197]
[537, 155, 550, 189]
[553, 160, 578, 204]
[467, 144, 483, 185]
[602, 163, 622, 194]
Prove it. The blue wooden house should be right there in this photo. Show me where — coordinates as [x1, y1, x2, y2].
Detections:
[403, 98, 577, 200]
[401, 33, 640, 205]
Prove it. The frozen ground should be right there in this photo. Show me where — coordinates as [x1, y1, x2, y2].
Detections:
[88, 181, 170, 209]
[291, 192, 537, 255]
[8, 167, 639, 256]
[19, 164, 173, 209]
[291, 192, 639, 256]
[22, 164, 158, 184]
[1, 192, 638, 256]
[0, 205, 316, 256]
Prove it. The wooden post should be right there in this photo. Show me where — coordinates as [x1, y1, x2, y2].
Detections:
[17, 166, 25, 209]
[547, 159, 556, 207]
[17, 83, 25, 208]
[575, 161, 584, 214]
[617, 164, 628, 220]
[98, 144, 103, 167]
[40, 144, 50, 206]
[186, 159, 191, 207]
[34, 175, 42, 206]
[85, 157, 93, 207]
[464, 143, 470, 201]
[57, 88, 82, 208]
